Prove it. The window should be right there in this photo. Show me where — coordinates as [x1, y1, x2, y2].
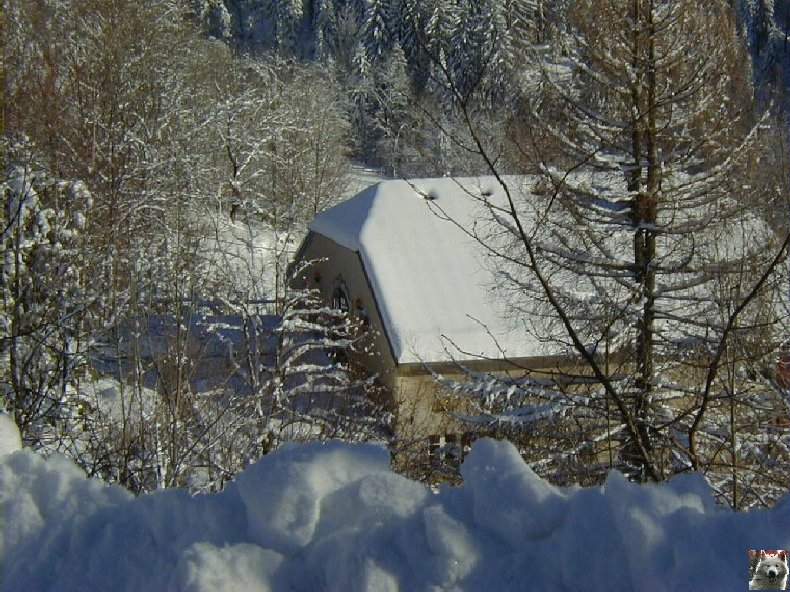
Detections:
[331, 280, 350, 313]
[329, 278, 351, 363]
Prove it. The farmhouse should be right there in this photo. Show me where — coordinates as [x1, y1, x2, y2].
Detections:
[293, 176, 575, 445]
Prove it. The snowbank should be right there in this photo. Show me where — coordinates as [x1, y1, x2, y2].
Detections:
[0, 414, 21, 456]
[1, 438, 787, 591]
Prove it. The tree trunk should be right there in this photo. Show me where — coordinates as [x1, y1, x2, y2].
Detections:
[629, 0, 660, 479]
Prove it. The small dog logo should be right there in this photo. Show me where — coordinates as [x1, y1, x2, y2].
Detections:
[750, 550, 788, 590]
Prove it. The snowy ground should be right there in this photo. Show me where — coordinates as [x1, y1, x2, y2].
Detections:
[85, 164, 389, 404]
[346, 163, 391, 194]
[198, 163, 388, 307]
[0, 417, 786, 591]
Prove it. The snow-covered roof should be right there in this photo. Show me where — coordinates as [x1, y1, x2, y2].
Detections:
[308, 177, 547, 364]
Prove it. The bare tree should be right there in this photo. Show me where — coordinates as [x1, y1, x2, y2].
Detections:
[1, 139, 94, 446]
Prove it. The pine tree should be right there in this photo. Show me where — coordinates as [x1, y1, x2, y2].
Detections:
[363, 0, 395, 62]
[374, 43, 414, 175]
[271, 0, 303, 56]
[312, 0, 335, 59]
[731, 0, 790, 94]
[192, 0, 233, 40]
[348, 42, 379, 159]
[396, 0, 427, 88]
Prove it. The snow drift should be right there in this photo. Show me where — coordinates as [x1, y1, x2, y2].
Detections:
[0, 414, 21, 456]
[0, 419, 787, 591]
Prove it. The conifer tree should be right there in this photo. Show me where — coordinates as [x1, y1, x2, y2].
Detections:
[442, 0, 790, 503]
[363, 0, 395, 63]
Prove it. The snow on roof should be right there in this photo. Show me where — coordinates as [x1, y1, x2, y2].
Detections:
[308, 177, 546, 364]
[308, 174, 782, 365]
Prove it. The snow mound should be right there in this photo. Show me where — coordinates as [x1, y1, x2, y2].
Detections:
[1, 439, 787, 591]
[461, 437, 568, 543]
[172, 543, 284, 592]
[0, 414, 21, 456]
[234, 441, 392, 552]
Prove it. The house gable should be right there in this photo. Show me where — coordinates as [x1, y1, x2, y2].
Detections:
[294, 231, 399, 384]
[305, 176, 553, 365]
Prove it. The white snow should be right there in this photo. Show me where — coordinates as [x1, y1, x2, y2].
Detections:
[308, 177, 547, 363]
[198, 163, 386, 307]
[306, 173, 779, 365]
[1, 438, 787, 591]
[0, 414, 22, 456]
[202, 212, 290, 306]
